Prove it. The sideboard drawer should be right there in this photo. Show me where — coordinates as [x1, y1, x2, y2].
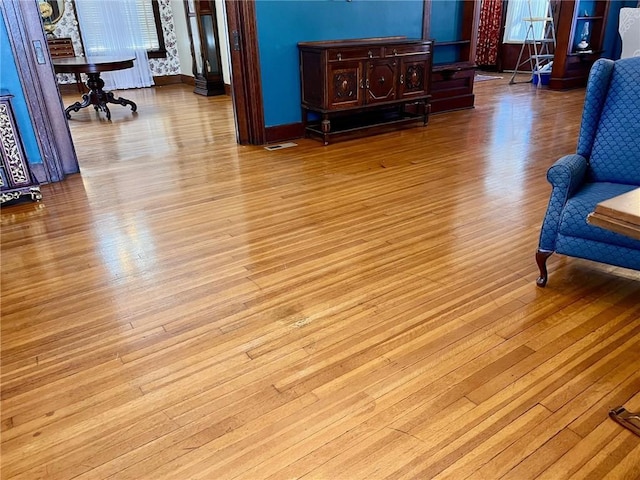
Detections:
[385, 44, 431, 57]
[328, 47, 382, 62]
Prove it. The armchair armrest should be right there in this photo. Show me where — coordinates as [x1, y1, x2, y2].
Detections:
[538, 154, 588, 251]
[547, 154, 588, 194]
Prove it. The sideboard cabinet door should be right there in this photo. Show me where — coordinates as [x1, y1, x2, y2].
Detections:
[328, 61, 363, 109]
[398, 55, 431, 99]
[366, 59, 398, 104]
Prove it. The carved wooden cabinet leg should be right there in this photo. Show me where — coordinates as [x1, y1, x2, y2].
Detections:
[30, 187, 43, 201]
[424, 102, 431, 126]
[321, 115, 331, 146]
[536, 249, 553, 287]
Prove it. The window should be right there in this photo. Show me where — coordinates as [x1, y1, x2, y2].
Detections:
[138, 0, 166, 58]
[503, 0, 550, 43]
[75, 0, 165, 59]
[76, 0, 167, 58]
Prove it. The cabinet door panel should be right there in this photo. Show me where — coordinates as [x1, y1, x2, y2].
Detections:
[398, 55, 430, 99]
[366, 60, 397, 104]
[328, 62, 362, 109]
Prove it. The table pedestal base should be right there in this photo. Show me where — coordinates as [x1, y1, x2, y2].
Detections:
[65, 72, 137, 121]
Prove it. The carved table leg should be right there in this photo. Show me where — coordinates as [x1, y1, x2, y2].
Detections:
[65, 73, 104, 119]
[105, 91, 137, 114]
[101, 103, 112, 121]
[65, 93, 92, 119]
[64, 72, 137, 121]
[90, 99, 110, 120]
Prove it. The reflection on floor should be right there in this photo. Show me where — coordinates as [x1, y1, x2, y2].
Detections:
[2, 81, 639, 480]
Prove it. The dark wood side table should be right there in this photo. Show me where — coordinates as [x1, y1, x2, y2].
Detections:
[52, 56, 138, 121]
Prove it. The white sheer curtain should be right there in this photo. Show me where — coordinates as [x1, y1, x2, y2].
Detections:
[74, 0, 154, 90]
[503, 0, 549, 43]
[619, 8, 640, 58]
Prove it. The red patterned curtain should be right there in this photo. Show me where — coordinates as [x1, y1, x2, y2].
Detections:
[476, 0, 504, 66]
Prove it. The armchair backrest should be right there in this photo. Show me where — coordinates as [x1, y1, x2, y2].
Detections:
[577, 56, 640, 185]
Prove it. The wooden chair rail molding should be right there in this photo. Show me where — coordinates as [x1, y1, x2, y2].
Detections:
[1, 79, 639, 479]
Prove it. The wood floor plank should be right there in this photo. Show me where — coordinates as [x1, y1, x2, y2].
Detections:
[2, 80, 639, 479]
[259, 333, 504, 479]
[498, 428, 583, 480]
[463, 345, 640, 479]
[567, 370, 640, 438]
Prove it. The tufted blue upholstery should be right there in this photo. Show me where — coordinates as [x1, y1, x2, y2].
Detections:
[537, 57, 640, 286]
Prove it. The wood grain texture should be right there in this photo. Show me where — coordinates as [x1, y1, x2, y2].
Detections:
[588, 187, 640, 240]
[1, 79, 639, 479]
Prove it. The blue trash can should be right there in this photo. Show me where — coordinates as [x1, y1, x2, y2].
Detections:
[532, 71, 551, 85]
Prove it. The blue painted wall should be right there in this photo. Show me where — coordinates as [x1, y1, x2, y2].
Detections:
[255, 0, 424, 127]
[430, 0, 465, 64]
[0, 11, 43, 164]
[602, 0, 638, 59]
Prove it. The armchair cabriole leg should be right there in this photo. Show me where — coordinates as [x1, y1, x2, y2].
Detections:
[536, 249, 553, 287]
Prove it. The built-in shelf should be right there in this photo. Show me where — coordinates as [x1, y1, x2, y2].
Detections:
[434, 40, 472, 46]
[432, 60, 475, 72]
[568, 49, 604, 56]
[424, 0, 480, 113]
[549, 0, 611, 90]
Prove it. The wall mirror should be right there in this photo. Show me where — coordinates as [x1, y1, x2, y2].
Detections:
[38, 0, 65, 34]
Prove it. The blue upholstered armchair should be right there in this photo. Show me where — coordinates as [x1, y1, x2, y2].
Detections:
[536, 56, 640, 287]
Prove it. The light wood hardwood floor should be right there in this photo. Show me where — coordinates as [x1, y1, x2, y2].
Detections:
[2, 76, 639, 479]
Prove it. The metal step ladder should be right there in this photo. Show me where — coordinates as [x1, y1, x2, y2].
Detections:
[509, 0, 556, 86]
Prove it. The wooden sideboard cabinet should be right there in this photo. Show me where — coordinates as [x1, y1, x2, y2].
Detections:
[299, 37, 433, 145]
[0, 93, 42, 205]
